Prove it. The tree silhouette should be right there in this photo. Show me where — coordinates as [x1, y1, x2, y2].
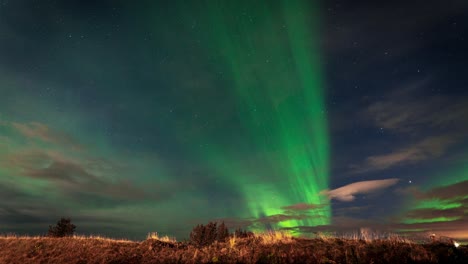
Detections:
[234, 227, 254, 238]
[217, 222, 229, 242]
[190, 221, 231, 247]
[48, 217, 76, 237]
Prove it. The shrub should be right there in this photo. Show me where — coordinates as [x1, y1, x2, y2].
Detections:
[190, 221, 231, 247]
[233, 227, 254, 238]
[48, 217, 76, 237]
[217, 222, 229, 242]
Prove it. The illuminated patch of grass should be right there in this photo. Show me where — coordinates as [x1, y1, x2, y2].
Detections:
[146, 232, 177, 243]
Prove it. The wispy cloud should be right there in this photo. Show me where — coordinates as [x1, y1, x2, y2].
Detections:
[404, 207, 466, 220]
[352, 81, 468, 173]
[423, 180, 468, 201]
[351, 135, 457, 174]
[255, 214, 315, 224]
[367, 96, 468, 134]
[281, 203, 327, 211]
[4, 149, 162, 202]
[6, 121, 84, 150]
[392, 179, 468, 240]
[320, 179, 399, 202]
[217, 180, 467, 241]
[399, 180, 468, 222]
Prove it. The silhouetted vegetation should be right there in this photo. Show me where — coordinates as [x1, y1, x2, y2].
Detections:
[234, 227, 255, 238]
[47, 217, 76, 237]
[189, 221, 230, 247]
[217, 222, 230, 242]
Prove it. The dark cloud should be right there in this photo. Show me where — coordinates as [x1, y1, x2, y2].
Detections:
[349, 79, 468, 174]
[397, 180, 468, 225]
[281, 203, 327, 211]
[4, 149, 166, 202]
[404, 207, 466, 220]
[351, 135, 457, 173]
[367, 96, 468, 134]
[0, 181, 151, 238]
[281, 216, 379, 235]
[276, 180, 468, 240]
[0, 182, 67, 232]
[333, 205, 373, 217]
[397, 180, 468, 203]
[9, 121, 84, 151]
[395, 180, 468, 240]
[424, 180, 468, 201]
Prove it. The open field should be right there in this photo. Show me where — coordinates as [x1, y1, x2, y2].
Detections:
[0, 233, 467, 264]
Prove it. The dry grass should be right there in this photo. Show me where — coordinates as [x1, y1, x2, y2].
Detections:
[0, 232, 467, 264]
[146, 232, 177, 243]
[256, 230, 294, 245]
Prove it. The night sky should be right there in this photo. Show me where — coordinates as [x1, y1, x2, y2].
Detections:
[1, 0, 467, 242]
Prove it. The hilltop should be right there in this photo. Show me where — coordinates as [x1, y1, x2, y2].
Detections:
[0, 233, 467, 264]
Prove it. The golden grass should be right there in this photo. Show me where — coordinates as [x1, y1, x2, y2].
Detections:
[0, 232, 466, 264]
[0, 234, 135, 243]
[146, 232, 177, 243]
[256, 230, 294, 245]
[228, 235, 237, 249]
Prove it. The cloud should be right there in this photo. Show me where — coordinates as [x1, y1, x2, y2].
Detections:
[404, 207, 466, 220]
[352, 82, 468, 173]
[4, 149, 162, 202]
[218, 180, 467, 241]
[320, 178, 399, 202]
[280, 216, 379, 235]
[423, 180, 468, 201]
[351, 135, 457, 173]
[367, 96, 468, 134]
[8, 121, 83, 150]
[0, 182, 66, 231]
[285, 216, 468, 242]
[255, 213, 314, 224]
[394, 180, 468, 241]
[400, 180, 468, 221]
[281, 203, 327, 211]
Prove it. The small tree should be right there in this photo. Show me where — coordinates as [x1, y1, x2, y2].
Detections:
[48, 217, 76, 237]
[217, 222, 229, 242]
[234, 227, 254, 238]
[189, 221, 230, 247]
[205, 221, 217, 244]
[189, 224, 205, 246]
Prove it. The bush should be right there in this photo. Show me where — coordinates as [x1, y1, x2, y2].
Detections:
[217, 222, 229, 242]
[234, 227, 254, 238]
[190, 221, 230, 247]
[48, 217, 76, 237]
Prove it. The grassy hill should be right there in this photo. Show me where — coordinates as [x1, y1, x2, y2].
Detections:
[0, 233, 467, 264]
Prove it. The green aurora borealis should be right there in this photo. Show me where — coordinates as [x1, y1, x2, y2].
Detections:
[194, 0, 330, 230]
[402, 163, 468, 225]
